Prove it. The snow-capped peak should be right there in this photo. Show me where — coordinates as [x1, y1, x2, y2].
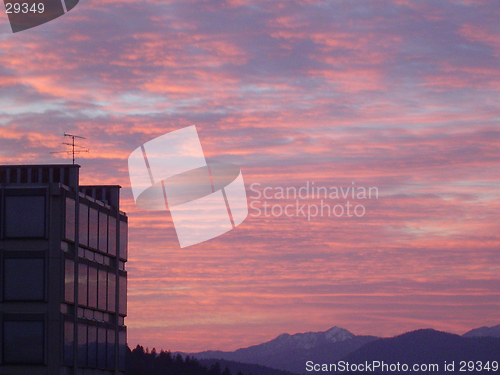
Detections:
[269, 326, 355, 350]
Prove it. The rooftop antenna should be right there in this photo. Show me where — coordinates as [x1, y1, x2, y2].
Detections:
[50, 132, 90, 164]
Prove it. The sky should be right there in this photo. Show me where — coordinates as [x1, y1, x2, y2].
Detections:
[0, 0, 499, 352]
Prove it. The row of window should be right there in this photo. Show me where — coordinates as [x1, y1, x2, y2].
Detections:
[72, 306, 125, 326]
[0, 165, 74, 186]
[77, 246, 115, 268]
[0, 255, 126, 311]
[64, 322, 126, 370]
[66, 198, 127, 260]
[0, 193, 127, 260]
[65, 259, 126, 315]
[0, 319, 125, 369]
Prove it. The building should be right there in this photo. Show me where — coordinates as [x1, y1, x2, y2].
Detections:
[0, 164, 127, 375]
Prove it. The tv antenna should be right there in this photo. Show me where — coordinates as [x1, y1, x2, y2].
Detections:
[50, 133, 90, 164]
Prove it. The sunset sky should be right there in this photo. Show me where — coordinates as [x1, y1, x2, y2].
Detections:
[0, 0, 499, 352]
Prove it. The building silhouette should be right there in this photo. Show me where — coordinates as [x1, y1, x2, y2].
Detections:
[0, 164, 127, 375]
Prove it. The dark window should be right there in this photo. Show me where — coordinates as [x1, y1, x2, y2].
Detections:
[97, 327, 107, 369]
[53, 167, 61, 183]
[89, 208, 98, 249]
[119, 275, 127, 316]
[66, 198, 76, 241]
[118, 330, 126, 370]
[107, 328, 115, 370]
[107, 272, 116, 312]
[88, 266, 98, 309]
[3, 321, 44, 364]
[105, 190, 112, 205]
[63, 167, 70, 186]
[31, 168, 39, 183]
[108, 216, 116, 256]
[88, 325, 97, 368]
[41, 168, 49, 183]
[4, 258, 44, 301]
[99, 212, 108, 253]
[20, 168, 28, 183]
[98, 268, 107, 311]
[65, 259, 75, 303]
[10, 168, 17, 183]
[5, 195, 45, 238]
[79, 203, 89, 246]
[64, 321, 74, 365]
[77, 324, 87, 367]
[0, 169, 6, 183]
[119, 220, 128, 260]
[78, 263, 88, 306]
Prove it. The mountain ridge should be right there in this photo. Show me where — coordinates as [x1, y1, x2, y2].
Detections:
[343, 328, 500, 374]
[181, 326, 375, 373]
[462, 323, 500, 338]
[189, 326, 358, 361]
[179, 324, 500, 374]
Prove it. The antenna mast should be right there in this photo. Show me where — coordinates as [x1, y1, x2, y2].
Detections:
[50, 132, 89, 164]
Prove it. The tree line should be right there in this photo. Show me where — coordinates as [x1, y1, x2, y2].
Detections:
[126, 345, 244, 375]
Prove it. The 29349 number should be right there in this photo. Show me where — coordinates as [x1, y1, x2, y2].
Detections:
[5, 3, 45, 14]
[459, 361, 499, 372]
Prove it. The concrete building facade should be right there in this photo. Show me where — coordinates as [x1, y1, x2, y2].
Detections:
[0, 164, 127, 375]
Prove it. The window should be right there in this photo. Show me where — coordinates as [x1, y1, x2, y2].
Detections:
[77, 324, 87, 367]
[119, 275, 127, 316]
[99, 212, 108, 253]
[65, 259, 75, 303]
[66, 198, 76, 241]
[107, 272, 116, 312]
[31, 167, 39, 183]
[3, 320, 44, 364]
[88, 325, 97, 368]
[89, 208, 98, 249]
[79, 203, 89, 246]
[118, 330, 126, 370]
[98, 268, 107, 311]
[64, 321, 74, 365]
[108, 215, 116, 256]
[20, 168, 27, 183]
[9, 168, 17, 183]
[5, 195, 45, 238]
[119, 220, 128, 260]
[97, 327, 107, 369]
[88, 266, 98, 309]
[78, 263, 88, 306]
[3, 258, 44, 301]
[107, 328, 116, 370]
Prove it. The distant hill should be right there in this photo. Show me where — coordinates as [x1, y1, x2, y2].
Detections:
[193, 327, 356, 359]
[463, 324, 500, 338]
[342, 329, 500, 374]
[185, 327, 378, 374]
[176, 325, 500, 374]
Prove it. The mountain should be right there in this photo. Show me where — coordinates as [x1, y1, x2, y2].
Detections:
[186, 327, 378, 374]
[463, 324, 500, 338]
[342, 329, 500, 374]
[194, 326, 355, 359]
[183, 325, 500, 374]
